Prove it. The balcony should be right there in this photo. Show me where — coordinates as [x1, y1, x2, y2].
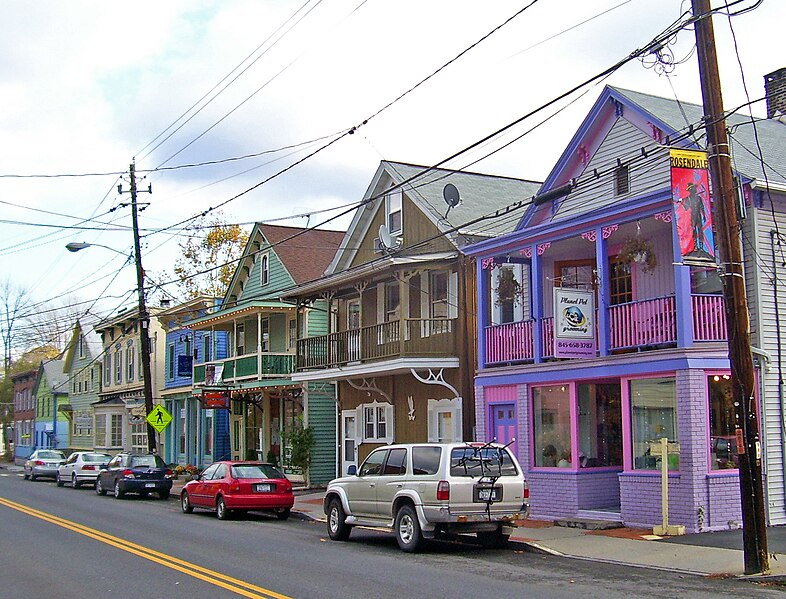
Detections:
[484, 294, 726, 366]
[193, 352, 296, 385]
[297, 318, 457, 370]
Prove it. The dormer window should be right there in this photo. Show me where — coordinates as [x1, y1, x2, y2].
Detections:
[386, 189, 402, 234]
[260, 254, 269, 286]
[78, 333, 85, 358]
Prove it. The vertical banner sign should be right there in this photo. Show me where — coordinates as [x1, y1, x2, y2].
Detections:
[670, 148, 715, 265]
[554, 288, 596, 358]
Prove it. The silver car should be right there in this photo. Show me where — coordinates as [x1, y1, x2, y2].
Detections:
[57, 451, 113, 488]
[24, 449, 66, 481]
[324, 442, 528, 552]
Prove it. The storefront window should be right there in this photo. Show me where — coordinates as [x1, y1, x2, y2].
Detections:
[577, 383, 622, 467]
[533, 386, 571, 467]
[709, 374, 738, 470]
[630, 377, 678, 470]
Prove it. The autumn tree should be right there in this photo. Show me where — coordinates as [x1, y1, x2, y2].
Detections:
[172, 212, 249, 299]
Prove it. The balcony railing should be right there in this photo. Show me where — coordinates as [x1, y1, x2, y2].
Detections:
[484, 294, 726, 366]
[297, 318, 457, 370]
[193, 352, 295, 385]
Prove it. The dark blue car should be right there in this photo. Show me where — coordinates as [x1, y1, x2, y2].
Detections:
[95, 452, 174, 500]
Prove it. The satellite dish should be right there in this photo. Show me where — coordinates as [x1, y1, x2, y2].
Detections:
[443, 183, 461, 217]
[378, 224, 394, 250]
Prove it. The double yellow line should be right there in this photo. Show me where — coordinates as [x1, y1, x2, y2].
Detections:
[0, 496, 293, 599]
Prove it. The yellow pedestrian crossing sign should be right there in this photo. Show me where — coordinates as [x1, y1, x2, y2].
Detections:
[147, 405, 172, 433]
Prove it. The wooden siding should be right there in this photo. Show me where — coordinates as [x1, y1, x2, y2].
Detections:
[745, 197, 786, 525]
[349, 192, 454, 271]
[555, 119, 670, 222]
[306, 382, 337, 485]
[240, 239, 296, 301]
[306, 299, 330, 337]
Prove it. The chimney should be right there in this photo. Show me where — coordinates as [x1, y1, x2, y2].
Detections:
[765, 68, 786, 118]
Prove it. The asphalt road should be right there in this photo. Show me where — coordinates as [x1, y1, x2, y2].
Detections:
[0, 471, 781, 599]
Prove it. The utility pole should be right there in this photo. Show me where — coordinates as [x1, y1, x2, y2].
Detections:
[127, 162, 156, 453]
[692, 0, 768, 574]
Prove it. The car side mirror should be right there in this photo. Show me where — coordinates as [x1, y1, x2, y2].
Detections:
[348, 465, 357, 476]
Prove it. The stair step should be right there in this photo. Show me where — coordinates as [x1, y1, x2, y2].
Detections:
[554, 518, 623, 530]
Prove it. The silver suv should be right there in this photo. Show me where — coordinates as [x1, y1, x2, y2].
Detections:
[324, 442, 528, 552]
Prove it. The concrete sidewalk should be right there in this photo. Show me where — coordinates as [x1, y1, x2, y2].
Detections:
[290, 488, 786, 580]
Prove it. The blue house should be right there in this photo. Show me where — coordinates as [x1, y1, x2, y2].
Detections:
[158, 297, 230, 468]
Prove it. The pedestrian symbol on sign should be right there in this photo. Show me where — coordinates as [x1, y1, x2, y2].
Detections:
[146, 405, 173, 433]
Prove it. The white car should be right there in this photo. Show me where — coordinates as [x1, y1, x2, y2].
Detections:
[57, 451, 113, 488]
[324, 442, 528, 552]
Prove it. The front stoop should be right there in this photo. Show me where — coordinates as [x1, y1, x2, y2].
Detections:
[555, 518, 624, 531]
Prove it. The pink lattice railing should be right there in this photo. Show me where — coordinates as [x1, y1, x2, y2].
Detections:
[608, 296, 676, 349]
[484, 320, 534, 364]
[692, 294, 727, 341]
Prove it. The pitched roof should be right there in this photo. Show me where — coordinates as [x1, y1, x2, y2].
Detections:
[258, 224, 345, 285]
[381, 162, 542, 236]
[40, 359, 68, 393]
[611, 86, 786, 186]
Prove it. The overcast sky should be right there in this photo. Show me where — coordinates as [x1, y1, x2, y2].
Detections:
[1, 0, 782, 332]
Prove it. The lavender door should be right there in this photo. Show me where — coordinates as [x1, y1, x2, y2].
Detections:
[490, 403, 517, 457]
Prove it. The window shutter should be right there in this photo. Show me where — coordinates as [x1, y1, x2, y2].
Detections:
[448, 271, 459, 319]
[384, 403, 395, 444]
[427, 400, 437, 442]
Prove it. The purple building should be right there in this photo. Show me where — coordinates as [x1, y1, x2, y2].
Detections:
[466, 78, 786, 532]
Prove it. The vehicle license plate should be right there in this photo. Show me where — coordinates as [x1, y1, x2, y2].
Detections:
[254, 483, 273, 493]
[474, 486, 501, 502]
[145, 483, 156, 488]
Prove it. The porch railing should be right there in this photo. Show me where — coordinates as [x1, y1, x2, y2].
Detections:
[692, 294, 727, 341]
[297, 318, 457, 370]
[608, 295, 676, 350]
[484, 294, 726, 365]
[193, 352, 295, 384]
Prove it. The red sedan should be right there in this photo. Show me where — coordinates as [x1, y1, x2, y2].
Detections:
[180, 461, 294, 520]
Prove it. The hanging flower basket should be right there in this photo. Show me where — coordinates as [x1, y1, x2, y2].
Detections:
[617, 237, 657, 273]
[494, 267, 523, 306]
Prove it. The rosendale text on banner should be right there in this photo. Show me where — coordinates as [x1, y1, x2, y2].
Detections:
[554, 287, 596, 359]
[670, 148, 715, 266]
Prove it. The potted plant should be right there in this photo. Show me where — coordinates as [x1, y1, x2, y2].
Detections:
[494, 267, 523, 306]
[617, 237, 657, 273]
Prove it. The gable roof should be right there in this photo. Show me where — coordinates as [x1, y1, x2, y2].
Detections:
[63, 320, 102, 372]
[611, 86, 786, 187]
[328, 161, 541, 274]
[37, 359, 68, 395]
[523, 84, 786, 228]
[257, 224, 344, 285]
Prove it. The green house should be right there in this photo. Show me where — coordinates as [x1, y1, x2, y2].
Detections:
[60, 320, 103, 451]
[189, 223, 344, 484]
[33, 359, 69, 450]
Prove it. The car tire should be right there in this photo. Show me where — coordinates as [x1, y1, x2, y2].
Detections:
[158, 490, 170, 500]
[181, 492, 193, 514]
[276, 508, 291, 521]
[216, 497, 230, 520]
[395, 504, 423, 553]
[30, 474, 37, 481]
[95, 478, 107, 496]
[327, 498, 351, 541]
[113, 480, 125, 499]
[477, 528, 510, 549]
[72, 473, 81, 489]
[56, 473, 64, 487]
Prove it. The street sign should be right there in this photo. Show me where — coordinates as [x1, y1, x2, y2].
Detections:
[146, 404, 172, 433]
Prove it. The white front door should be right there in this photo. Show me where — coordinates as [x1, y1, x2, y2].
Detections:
[341, 411, 358, 476]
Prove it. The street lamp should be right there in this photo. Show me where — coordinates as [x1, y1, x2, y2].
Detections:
[65, 242, 130, 259]
[65, 226, 157, 453]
